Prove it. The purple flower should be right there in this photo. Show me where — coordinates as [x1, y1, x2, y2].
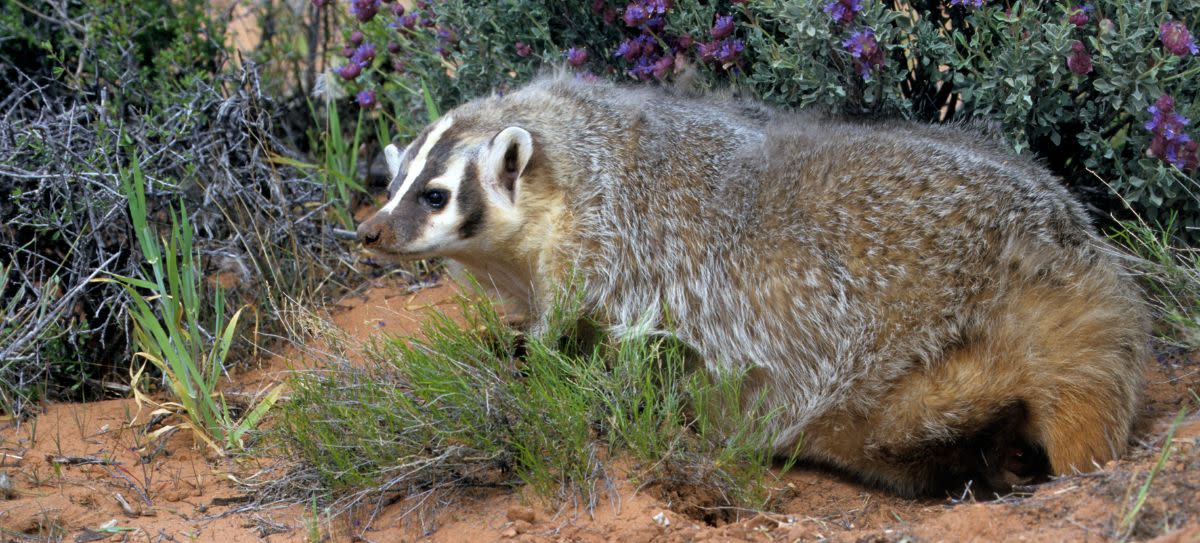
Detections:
[623, 4, 648, 27]
[341, 45, 356, 58]
[1160, 21, 1199, 56]
[843, 28, 877, 57]
[715, 39, 744, 63]
[349, 31, 364, 46]
[842, 28, 885, 80]
[575, 70, 600, 83]
[337, 62, 362, 80]
[711, 15, 735, 39]
[566, 47, 588, 66]
[351, 43, 376, 67]
[615, 38, 643, 60]
[436, 27, 457, 44]
[651, 54, 674, 79]
[949, 0, 985, 8]
[391, 58, 407, 73]
[515, 41, 532, 57]
[699, 38, 744, 65]
[391, 3, 404, 16]
[312, 0, 331, 8]
[822, 0, 863, 25]
[1146, 94, 1199, 171]
[1066, 41, 1093, 75]
[386, 41, 401, 54]
[397, 13, 417, 28]
[644, 0, 672, 15]
[629, 56, 654, 79]
[349, 0, 380, 22]
[1067, 5, 1091, 27]
[356, 90, 377, 109]
[1182, 140, 1200, 170]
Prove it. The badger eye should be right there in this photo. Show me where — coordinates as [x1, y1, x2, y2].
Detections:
[422, 189, 449, 210]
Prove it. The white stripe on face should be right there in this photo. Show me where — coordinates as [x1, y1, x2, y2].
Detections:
[380, 116, 455, 214]
[407, 156, 468, 252]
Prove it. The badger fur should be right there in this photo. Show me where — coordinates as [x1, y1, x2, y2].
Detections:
[356, 74, 1148, 497]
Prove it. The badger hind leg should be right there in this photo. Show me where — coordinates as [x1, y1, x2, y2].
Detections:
[999, 257, 1147, 478]
[856, 249, 1146, 497]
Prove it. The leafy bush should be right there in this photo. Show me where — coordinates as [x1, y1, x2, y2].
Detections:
[322, 0, 1200, 236]
[0, 0, 358, 416]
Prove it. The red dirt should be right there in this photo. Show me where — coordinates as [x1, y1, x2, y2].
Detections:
[3, 279, 1198, 542]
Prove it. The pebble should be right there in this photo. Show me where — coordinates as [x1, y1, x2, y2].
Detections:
[507, 505, 537, 524]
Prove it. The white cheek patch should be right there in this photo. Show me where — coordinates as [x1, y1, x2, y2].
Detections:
[380, 116, 455, 214]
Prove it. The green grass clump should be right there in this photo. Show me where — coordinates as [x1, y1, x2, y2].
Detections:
[1109, 213, 1200, 347]
[106, 155, 280, 454]
[277, 287, 796, 517]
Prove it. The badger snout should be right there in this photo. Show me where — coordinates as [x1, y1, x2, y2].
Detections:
[356, 215, 389, 248]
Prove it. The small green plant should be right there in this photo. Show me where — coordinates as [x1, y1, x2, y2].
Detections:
[106, 154, 280, 454]
[312, 99, 368, 231]
[1109, 213, 1200, 347]
[274, 100, 368, 231]
[1120, 406, 1188, 536]
[305, 498, 322, 543]
[278, 283, 798, 516]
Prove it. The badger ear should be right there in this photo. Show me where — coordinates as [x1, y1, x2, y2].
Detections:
[483, 126, 533, 205]
[384, 143, 404, 180]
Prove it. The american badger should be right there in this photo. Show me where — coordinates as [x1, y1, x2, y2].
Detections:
[356, 74, 1147, 497]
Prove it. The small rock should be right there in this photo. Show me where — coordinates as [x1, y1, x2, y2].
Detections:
[652, 511, 670, 528]
[500, 527, 518, 538]
[507, 505, 536, 524]
[513, 520, 533, 534]
[0, 472, 14, 499]
[745, 513, 779, 531]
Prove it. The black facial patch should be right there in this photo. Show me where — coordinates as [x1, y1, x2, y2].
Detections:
[457, 161, 485, 238]
[388, 135, 461, 244]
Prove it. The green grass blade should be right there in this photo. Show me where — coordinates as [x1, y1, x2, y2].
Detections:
[1122, 407, 1188, 530]
[421, 79, 440, 122]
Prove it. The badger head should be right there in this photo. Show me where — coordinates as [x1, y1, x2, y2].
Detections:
[356, 115, 542, 261]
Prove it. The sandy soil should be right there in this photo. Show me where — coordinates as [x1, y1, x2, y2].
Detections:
[3, 279, 1198, 542]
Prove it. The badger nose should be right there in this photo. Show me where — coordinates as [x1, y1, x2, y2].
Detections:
[357, 221, 382, 246]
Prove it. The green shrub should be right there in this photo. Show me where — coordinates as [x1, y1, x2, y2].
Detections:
[276, 287, 795, 516]
[0, 0, 358, 416]
[322, 0, 1199, 236]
